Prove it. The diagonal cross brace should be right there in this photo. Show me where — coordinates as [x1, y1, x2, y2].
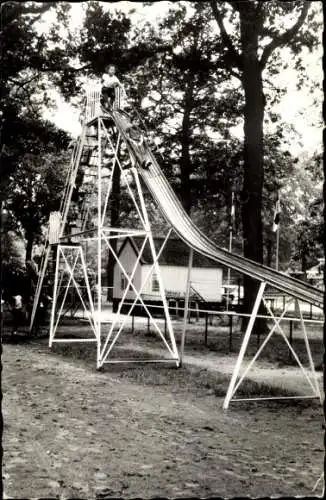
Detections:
[101, 229, 173, 361]
[264, 298, 320, 398]
[52, 248, 81, 337]
[100, 233, 149, 358]
[100, 118, 146, 227]
[232, 297, 296, 397]
[59, 248, 97, 338]
[100, 230, 178, 365]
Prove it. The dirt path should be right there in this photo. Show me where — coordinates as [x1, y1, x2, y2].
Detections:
[2, 341, 324, 498]
[115, 342, 323, 398]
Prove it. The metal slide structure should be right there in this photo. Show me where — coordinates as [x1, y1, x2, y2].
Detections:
[31, 90, 323, 407]
[111, 110, 323, 309]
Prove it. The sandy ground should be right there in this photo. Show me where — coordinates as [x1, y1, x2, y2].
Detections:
[2, 333, 324, 499]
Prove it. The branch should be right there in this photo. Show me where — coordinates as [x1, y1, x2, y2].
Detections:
[213, 61, 242, 81]
[0, 1, 55, 18]
[262, 76, 283, 92]
[260, 1, 311, 69]
[210, 1, 242, 69]
[20, 2, 56, 16]
[8, 74, 40, 89]
[36, 62, 91, 74]
[227, 1, 245, 12]
[223, 66, 241, 81]
[67, 63, 92, 74]
[255, 2, 264, 16]
[210, 55, 242, 81]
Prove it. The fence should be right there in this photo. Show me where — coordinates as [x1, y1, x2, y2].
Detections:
[113, 300, 324, 352]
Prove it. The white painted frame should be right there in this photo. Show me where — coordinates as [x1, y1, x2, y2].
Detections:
[49, 245, 98, 346]
[34, 87, 179, 369]
[223, 282, 322, 409]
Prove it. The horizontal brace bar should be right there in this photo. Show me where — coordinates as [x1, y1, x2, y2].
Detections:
[85, 115, 113, 127]
[120, 302, 323, 323]
[52, 243, 81, 248]
[102, 358, 179, 364]
[60, 228, 96, 239]
[51, 338, 98, 343]
[56, 285, 92, 289]
[68, 235, 145, 242]
[230, 395, 319, 402]
[101, 227, 148, 234]
[75, 237, 101, 241]
[101, 233, 147, 241]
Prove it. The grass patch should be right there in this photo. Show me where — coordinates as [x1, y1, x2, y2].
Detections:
[129, 318, 323, 369]
[6, 317, 321, 409]
[172, 323, 323, 369]
[4, 313, 322, 369]
[38, 340, 298, 401]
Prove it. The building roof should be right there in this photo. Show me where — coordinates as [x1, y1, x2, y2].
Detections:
[117, 236, 220, 268]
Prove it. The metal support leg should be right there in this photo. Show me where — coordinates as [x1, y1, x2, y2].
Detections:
[264, 299, 319, 396]
[223, 281, 266, 409]
[133, 169, 179, 364]
[296, 299, 322, 400]
[49, 247, 62, 347]
[97, 117, 102, 362]
[30, 245, 51, 332]
[204, 313, 208, 346]
[180, 247, 193, 366]
[79, 247, 99, 365]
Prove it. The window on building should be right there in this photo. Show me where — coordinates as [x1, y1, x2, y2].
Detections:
[152, 273, 160, 292]
[121, 272, 132, 291]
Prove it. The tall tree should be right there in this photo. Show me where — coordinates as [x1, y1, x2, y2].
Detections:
[123, 3, 244, 216]
[208, 0, 319, 312]
[0, 1, 75, 197]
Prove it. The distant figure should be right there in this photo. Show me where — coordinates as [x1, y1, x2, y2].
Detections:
[101, 65, 124, 109]
[12, 294, 25, 335]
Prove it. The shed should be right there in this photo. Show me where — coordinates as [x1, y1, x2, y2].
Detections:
[113, 236, 223, 305]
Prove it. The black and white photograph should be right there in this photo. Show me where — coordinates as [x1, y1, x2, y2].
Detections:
[0, 1, 324, 498]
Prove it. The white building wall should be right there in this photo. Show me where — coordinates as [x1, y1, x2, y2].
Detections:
[113, 241, 142, 300]
[191, 268, 223, 301]
[141, 265, 222, 301]
[113, 241, 223, 302]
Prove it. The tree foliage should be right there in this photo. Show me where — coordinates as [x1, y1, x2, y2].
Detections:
[206, 0, 321, 313]
[0, 1, 73, 267]
[4, 149, 70, 261]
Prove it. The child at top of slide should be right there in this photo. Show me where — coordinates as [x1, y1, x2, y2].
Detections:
[102, 64, 122, 88]
[101, 64, 124, 108]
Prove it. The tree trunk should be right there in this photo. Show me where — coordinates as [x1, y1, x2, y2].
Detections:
[179, 77, 195, 215]
[240, 11, 266, 331]
[266, 237, 273, 267]
[25, 231, 34, 262]
[106, 155, 121, 301]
